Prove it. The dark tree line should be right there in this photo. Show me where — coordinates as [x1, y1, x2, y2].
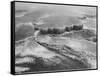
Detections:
[34, 24, 83, 35]
[39, 28, 64, 34]
[65, 24, 83, 31]
[72, 24, 83, 31]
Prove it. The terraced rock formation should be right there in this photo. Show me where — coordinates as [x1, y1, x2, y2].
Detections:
[15, 35, 96, 74]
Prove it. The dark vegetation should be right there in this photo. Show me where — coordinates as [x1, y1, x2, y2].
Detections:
[72, 24, 83, 31]
[34, 24, 97, 42]
[16, 23, 96, 42]
[39, 28, 64, 34]
[35, 24, 83, 35]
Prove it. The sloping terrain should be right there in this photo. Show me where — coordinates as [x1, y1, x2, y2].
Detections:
[15, 35, 96, 74]
[15, 3, 97, 74]
[62, 29, 96, 42]
[15, 22, 34, 41]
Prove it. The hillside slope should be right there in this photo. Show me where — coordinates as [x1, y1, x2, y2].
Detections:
[15, 35, 96, 74]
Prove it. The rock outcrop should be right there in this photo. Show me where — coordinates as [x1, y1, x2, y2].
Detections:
[15, 35, 96, 74]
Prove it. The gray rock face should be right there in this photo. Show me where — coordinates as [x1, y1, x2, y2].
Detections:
[15, 35, 96, 74]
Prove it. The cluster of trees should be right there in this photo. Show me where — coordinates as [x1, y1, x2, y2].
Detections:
[40, 28, 64, 34]
[65, 24, 83, 31]
[73, 24, 83, 30]
[34, 24, 83, 35]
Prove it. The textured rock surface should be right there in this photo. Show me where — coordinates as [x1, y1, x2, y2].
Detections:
[15, 35, 96, 74]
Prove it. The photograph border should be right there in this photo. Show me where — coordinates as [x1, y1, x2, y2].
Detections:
[11, 1, 98, 75]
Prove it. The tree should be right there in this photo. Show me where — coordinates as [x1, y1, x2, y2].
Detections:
[47, 28, 52, 34]
[65, 26, 73, 32]
[40, 29, 47, 34]
[34, 27, 39, 30]
[73, 24, 83, 30]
